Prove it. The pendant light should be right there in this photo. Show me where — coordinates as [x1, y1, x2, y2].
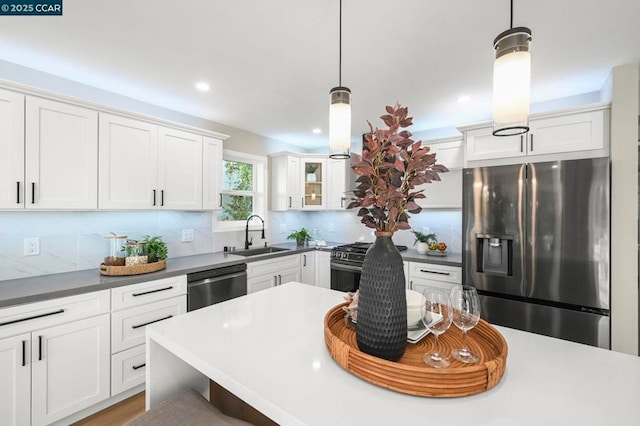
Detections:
[329, 0, 351, 159]
[492, 0, 532, 136]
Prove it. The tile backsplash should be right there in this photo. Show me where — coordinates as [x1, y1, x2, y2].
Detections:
[0, 208, 462, 281]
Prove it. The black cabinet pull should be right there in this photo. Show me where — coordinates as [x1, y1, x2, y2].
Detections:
[289, 197, 292, 208]
[273, 276, 277, 287]
[341, 197, 344, 208]
[152, 190, 156, 206]
[0, 309, 65, 327]
[132, 314, 173, 329]
[22, 340, 26, 366]
[132, 363, 146, 370]
[219, 193, 223, 207]
[161, 190, 164, 206]
[278, 275, 282, 285]
[419, 269, 451, 276]
[520, 135, 524, 153]
[31, 182, 35, 204]
[303, 255, 306, 267]
[132, 286, 173, 297]
[530, 134, 534, 151]
[301, 197, 304, 207]
[38, 335, 43, 361]
[16, 182, 20, 204]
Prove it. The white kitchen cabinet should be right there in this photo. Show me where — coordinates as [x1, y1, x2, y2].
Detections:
[111, 345, 146, 397]
[315, 251, 331, 289]
[270, 154, 301, 211]
[326, 157, 349, 210]
[31, 314, 110, 426]
[416, 137, 464, 209]
[99, 113, 158, 209]
[300, 252, 316, 285]
[408, 262, 462, 294]
[25, 96, 98, 209]
[0, 333, 30, 426]
[157, 127, 203, 210]
[202, 136, 224, 210]
[462, 105, 608, 163]
[246, 254, 301, 293]
[301, 158, 326, 210]
[0, 88, 25, 210]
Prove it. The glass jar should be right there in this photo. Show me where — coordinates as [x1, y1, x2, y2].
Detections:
[125, 241, 148, 266]
[104, 234, 127, 266]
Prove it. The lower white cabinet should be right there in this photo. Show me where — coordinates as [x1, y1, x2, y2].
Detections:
[111, 345, 146, 396]
[315, 251, 331, 289]
[300, 252, 316, 285]
[246, 254, 301, 293]
[0, 290, 111, 426]
[408, 262, 462, 294]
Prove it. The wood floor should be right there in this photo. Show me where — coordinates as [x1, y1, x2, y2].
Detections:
[73, 392, 145, 426]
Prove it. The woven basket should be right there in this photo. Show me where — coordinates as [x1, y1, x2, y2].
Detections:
[324, 302, 508, 398]
[99, 260, 167, 276]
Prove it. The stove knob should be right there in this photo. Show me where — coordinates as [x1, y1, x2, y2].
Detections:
[341, 253, 347, 259]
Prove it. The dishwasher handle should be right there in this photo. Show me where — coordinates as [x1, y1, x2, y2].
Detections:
[187, 271, 248, 288]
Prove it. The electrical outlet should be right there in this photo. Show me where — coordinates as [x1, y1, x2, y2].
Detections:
[24, 237, 40, 256]
[328, 223, 335, 233]
[181, 229, 195, 242]
[279, 224, 286, 234]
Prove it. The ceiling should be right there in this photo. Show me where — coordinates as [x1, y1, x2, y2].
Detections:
[0, 0, 638, 149]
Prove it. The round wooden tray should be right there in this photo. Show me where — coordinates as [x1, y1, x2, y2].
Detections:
[324, 302, 508, 398]
[99, 260, 167, 276]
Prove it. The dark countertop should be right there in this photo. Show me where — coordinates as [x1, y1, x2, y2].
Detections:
[0, 242, 462, 309]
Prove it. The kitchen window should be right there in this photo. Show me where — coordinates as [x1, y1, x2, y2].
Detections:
[214, 150, 266, 232]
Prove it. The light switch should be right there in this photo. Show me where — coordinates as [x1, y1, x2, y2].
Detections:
[181, 229, 195, 242]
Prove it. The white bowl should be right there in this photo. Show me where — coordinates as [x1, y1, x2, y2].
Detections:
[406, 289, 425, 327]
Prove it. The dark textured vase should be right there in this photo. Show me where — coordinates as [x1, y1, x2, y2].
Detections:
[356, 232, 407, 361]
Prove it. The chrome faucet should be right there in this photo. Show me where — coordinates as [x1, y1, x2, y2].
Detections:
[245, 214, 265, 250]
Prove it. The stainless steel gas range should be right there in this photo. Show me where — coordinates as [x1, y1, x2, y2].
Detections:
[330, 242, 407, 292]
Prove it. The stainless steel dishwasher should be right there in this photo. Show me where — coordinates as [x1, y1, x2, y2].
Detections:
[187, 263, 247, 311]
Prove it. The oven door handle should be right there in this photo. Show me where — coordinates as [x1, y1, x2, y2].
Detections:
[330, 262, 362, 273]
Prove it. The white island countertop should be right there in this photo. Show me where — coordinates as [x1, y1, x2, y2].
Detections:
[146, 283, 640, 426]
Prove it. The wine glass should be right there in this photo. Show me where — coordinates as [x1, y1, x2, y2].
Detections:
[421, 287, 453, 368]
[450, 285, 481, 364]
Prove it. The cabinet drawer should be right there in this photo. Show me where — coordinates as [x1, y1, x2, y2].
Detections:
[111, 296, 185, 353]
[246, 255, 300, 278]
[0, 290, 110, 340]
[111, 275, 187, 311]
[111, 345, 146, 395]
[409, 262, 461, 284]
[410, 277, 460, 294]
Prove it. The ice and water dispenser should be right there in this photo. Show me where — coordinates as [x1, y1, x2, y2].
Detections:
[475, 234, 513, 277]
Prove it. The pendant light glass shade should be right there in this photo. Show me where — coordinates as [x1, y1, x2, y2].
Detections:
[492, 27, 532, 136]
[329, 86, 351, 159]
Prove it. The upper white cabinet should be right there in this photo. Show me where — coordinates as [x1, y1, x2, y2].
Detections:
[0, 95, 98, 210]
[0, 89, 25, 210]
[271, 153, 349, 211]
[99, 113, 204, 210]
[202, 136, 223, 210]
[416, 137, 463, 209]
[461, 105, 609, 164]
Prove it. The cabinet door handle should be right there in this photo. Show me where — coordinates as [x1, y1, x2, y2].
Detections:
[419, 269, 451, 276]
[31, 182, 35, 204]
[132, 286, 173, 297]
[530, 134, 534, 152]
[341, 197, 344, 208]
[152, 190, 156, 206]
[278, 275, 282, 285]
[0, 309, 65, 327]
[520, 135, 524, 153]
[16, 181, 20, 204]
[132, 363, 146, 370]
[409, 280, 413, 290]
[219, 193, 223, 207]
[131, 315, 173, 329]
[38, 335, 43, 361]
[161, 190, 164, 206]
[303, 255, 306, 267]
[289, 197, 292, 208]
[301, 197, 304, 207]
[22, 340, 26, 366]
[273, 276, 277, 287]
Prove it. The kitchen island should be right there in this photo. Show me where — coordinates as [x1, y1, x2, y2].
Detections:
[146, 283, 639, 426]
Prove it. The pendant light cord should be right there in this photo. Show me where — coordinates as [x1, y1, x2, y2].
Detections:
[510, 0, 513, 28]
[339, 0, 342, 86]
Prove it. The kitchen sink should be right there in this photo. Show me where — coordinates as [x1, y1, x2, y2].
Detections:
[234, 247, 291, 257]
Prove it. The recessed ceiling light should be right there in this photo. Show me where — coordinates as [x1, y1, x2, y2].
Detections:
[312, 128, 322, 134]
[195, 82, 210, 92]
[457, 95, 470, 103]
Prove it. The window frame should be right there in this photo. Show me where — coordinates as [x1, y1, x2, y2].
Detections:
[213, 150, 268, 233]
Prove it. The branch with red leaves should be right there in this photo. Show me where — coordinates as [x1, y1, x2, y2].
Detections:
[347, 103, 449, 233]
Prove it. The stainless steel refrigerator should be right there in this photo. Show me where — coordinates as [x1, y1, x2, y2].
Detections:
[463, 157, 610, 348]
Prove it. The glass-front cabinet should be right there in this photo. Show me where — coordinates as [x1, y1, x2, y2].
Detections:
[301, 158, 326, 210]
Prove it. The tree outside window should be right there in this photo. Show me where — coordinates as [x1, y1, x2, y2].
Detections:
[217, 160, 254, 221]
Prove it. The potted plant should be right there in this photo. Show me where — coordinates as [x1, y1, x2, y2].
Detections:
[142, 235, 168, 263]
[287, 228, 313, 246]
[412, 231, 437, 255]
[305, 163, 319, 182]
[347, 103, 448, 361]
